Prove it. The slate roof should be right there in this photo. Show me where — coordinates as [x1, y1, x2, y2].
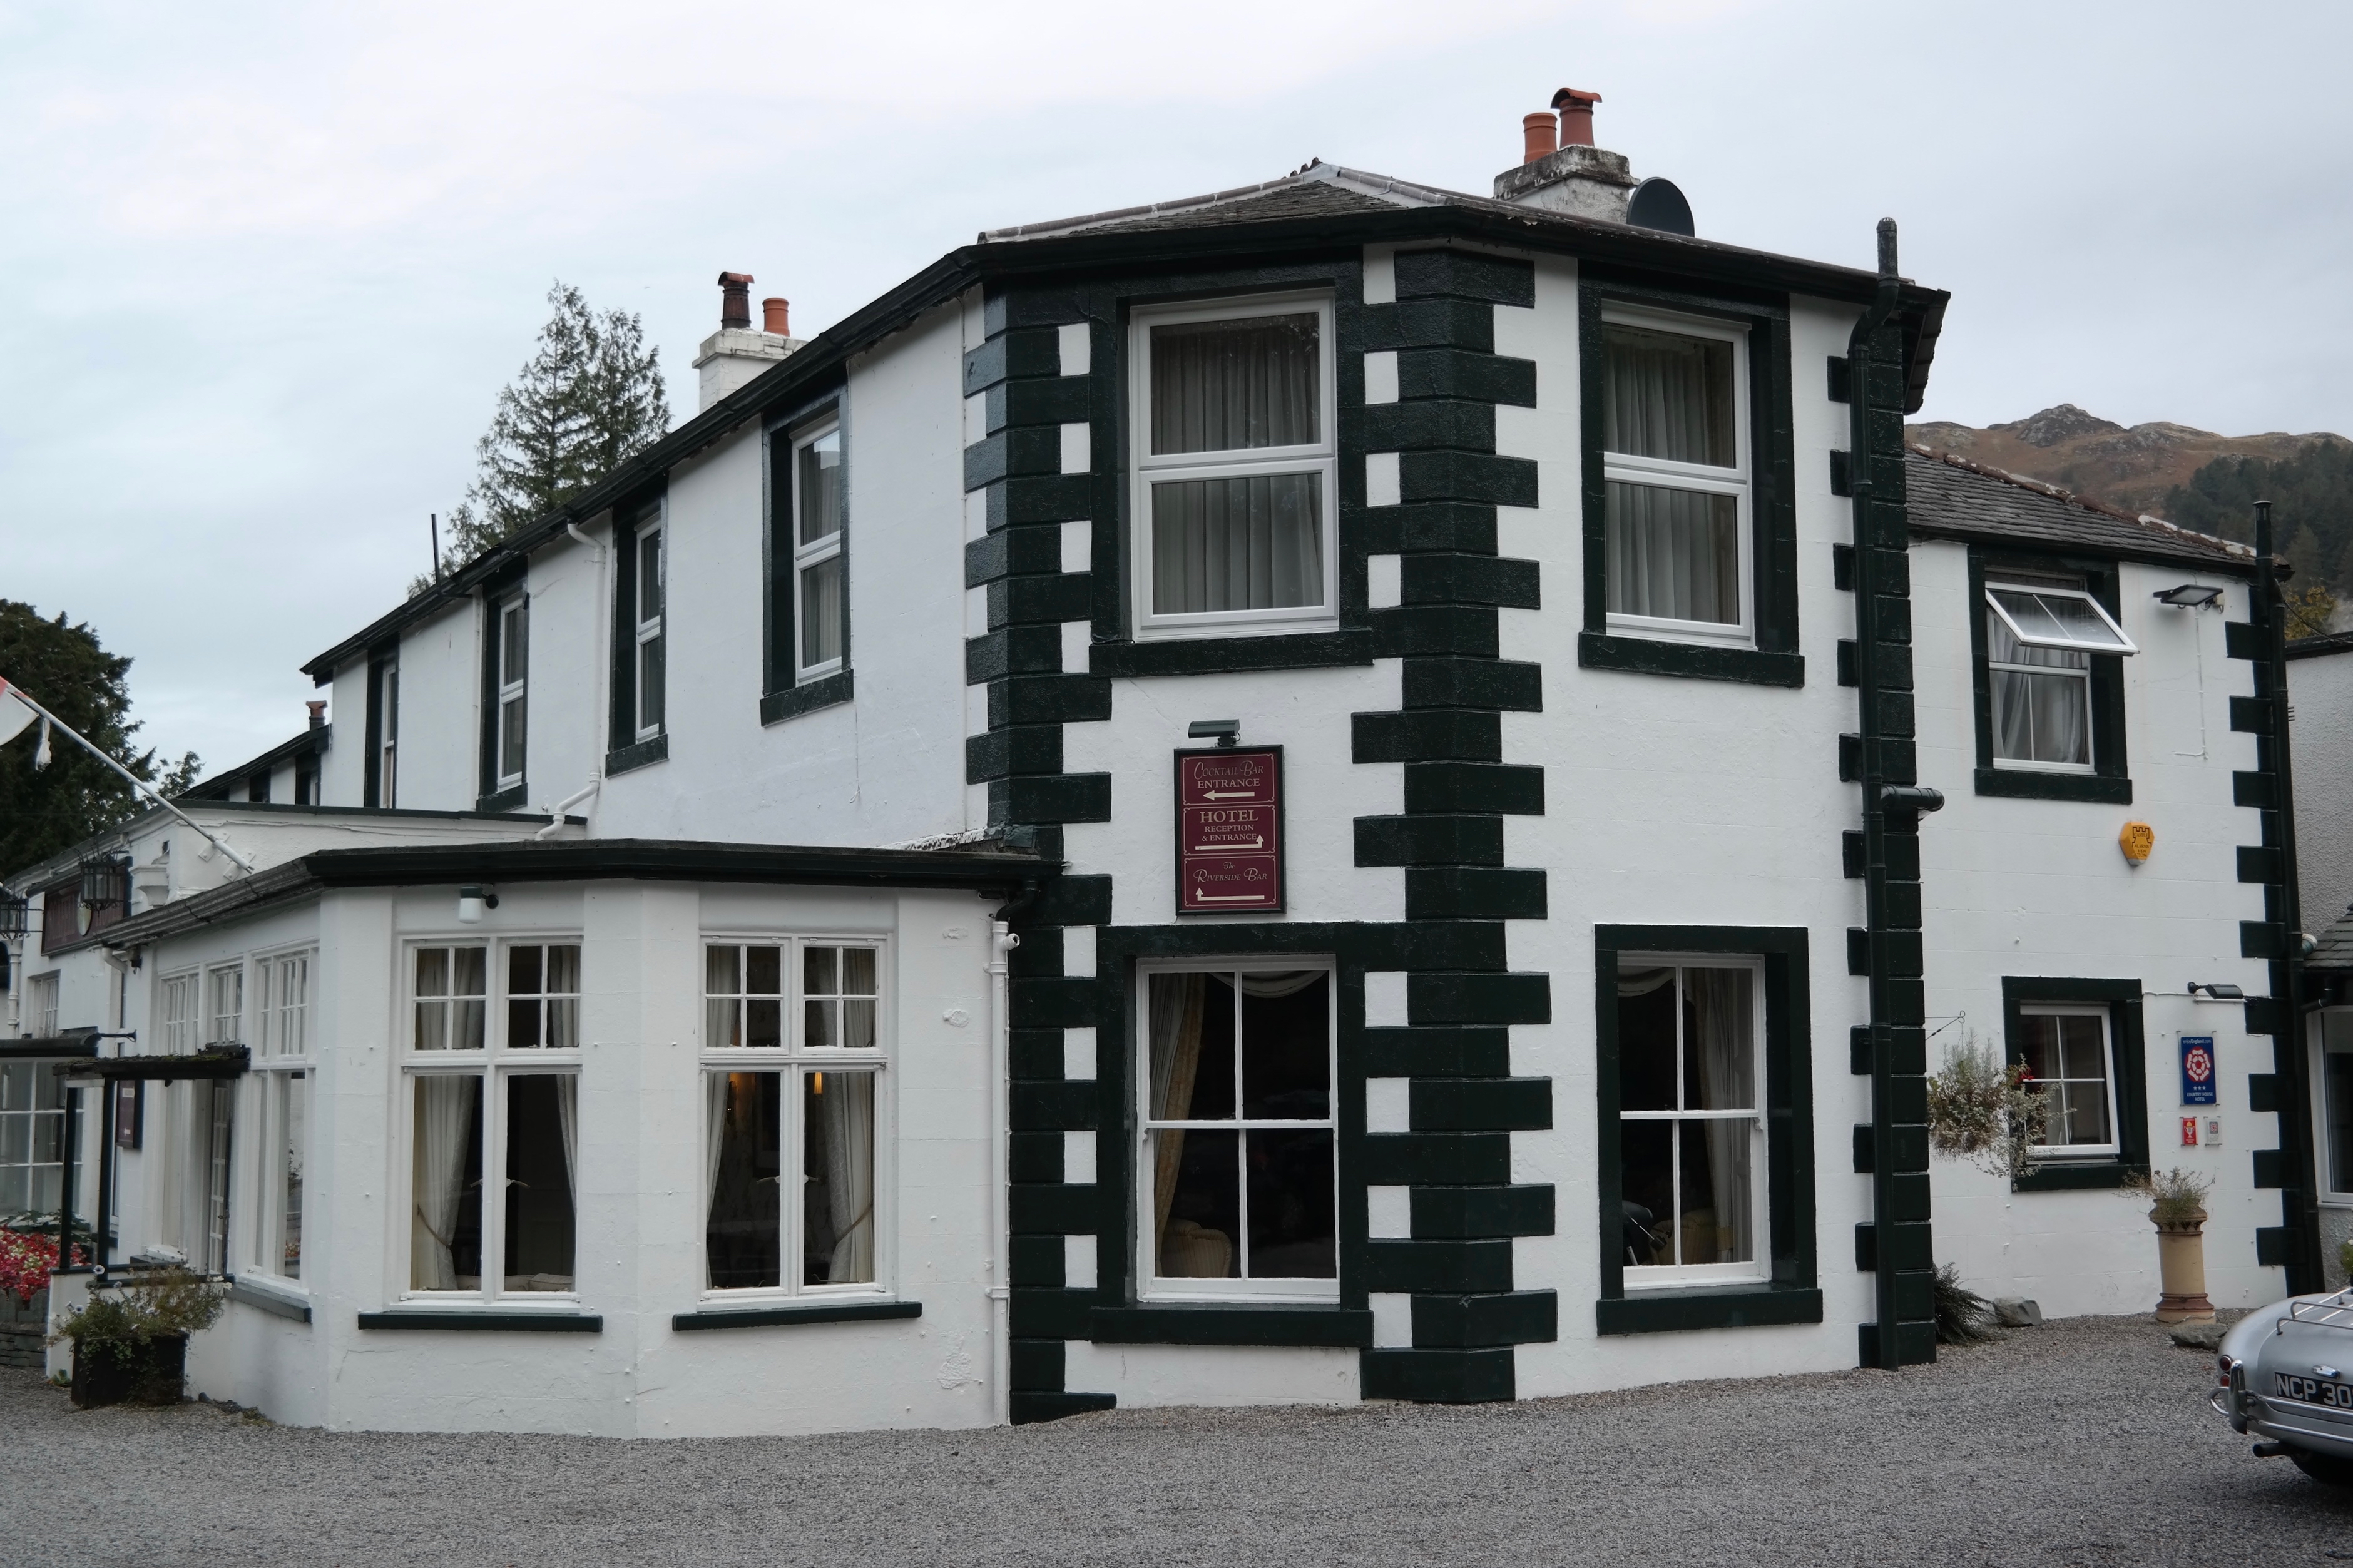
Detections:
[2309, 907, 2353, 970]
[2286, 629, 2353, 661]
[1904, 447, 2255, 575]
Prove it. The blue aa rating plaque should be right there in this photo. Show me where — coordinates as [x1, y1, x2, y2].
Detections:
[2180, 1036, 2218, 1107]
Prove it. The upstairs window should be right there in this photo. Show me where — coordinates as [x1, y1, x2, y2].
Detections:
[1130, 295, 1337, 641]
[376, 656, 399, 807]
[494, 591, 528, 792]
[24, 973, 57, 1038]
[635, 521, 665, 742]
[1984, 574, 2136, 774]
[1600, 311, 1752, 646]
[793, 424, 845, 682]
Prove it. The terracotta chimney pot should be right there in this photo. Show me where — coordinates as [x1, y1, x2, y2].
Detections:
[717, 272, 753, 330]
[762, 297, 790, 336]
[1521, 111, 1558, 165]
[306, 700, 327, 730]
[1551, 87, 1601, 147]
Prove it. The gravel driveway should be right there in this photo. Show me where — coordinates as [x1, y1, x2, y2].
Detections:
[4, 1315, 2346, 1567]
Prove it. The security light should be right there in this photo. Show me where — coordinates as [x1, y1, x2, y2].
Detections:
[1187, 719, 1241, 748]
[456, 885, 500, 925]
[2155, 584, 2224, 609]
[2186, 982, 2244, 1000]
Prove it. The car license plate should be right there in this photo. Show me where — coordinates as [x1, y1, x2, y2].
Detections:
[2276, 1372, 2353, 1409]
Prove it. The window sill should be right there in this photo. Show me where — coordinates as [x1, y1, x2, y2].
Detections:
[760, 669, 854, 726]
[1974, 767, 2133, 805]
[1090, 629, 1373, 679]
[2012, 1159, 2147, 1193]
[605, 735, 668, 776]
[476, 783, 529, 814]
[228, 1277, 312, 1324]
[1595, 1284, 1822, 1336]
[1579, 632, 1803, 688]
[673, 1298, 919, 1331]
[1090, 1302, 1370, 1348]
[355, 1309, 602, 1332]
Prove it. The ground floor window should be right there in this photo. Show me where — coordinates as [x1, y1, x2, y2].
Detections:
[703, 1067, 877, 1291]
[1137, 962, 1336, 1300]
[2320, 1010, 2353, 1199]
[2016, 1004, 2119, 1157]
[1613, 956, 1767, 1285]
[0, 1061, 64, 1217]
[1997, 978, 2148, 1189]
[245, 1071, 306, 1281]
[408, 1071, 576, 1295]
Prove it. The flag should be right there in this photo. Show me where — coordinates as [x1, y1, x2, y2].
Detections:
[0, 678, 37, 748]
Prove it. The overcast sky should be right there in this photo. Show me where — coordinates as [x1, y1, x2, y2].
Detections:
[3, 0, 2348, 777]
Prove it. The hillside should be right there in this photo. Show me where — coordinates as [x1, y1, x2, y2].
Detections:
[1906, 404, 2344, 521]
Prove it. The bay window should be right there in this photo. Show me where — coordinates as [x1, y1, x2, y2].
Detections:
[701, 939, 885, 1296]
[1136, 962, 1336, 1300]
[247, 950, 310, 1282]
[1130, 296, 1337, 640]
[0, 1061, 63, 1216]
[403, 942, 581, 1298]
[1600, 311, 1751, 646]
[1613, 956, 1767, 1285]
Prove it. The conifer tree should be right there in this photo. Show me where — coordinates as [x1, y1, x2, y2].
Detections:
[421, 282, 670, 588]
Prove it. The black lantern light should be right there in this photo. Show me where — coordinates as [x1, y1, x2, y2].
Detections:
[79, 855, 130, 913]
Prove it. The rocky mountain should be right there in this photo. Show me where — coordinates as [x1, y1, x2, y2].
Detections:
[1906, 404, 2345, 521]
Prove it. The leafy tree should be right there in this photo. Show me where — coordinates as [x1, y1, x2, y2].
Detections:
[2163, 442, 2353, 619]
[0, 602, 199, 874]
[418, 282, 670, 591]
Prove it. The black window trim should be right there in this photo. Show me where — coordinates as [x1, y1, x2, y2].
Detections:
[362, 643, 397, 808]
[1593, 924, 1819, 1335]
[1576, 273, 1802, 690]
[763, 390, 855, 726]
[607, 487, 668, 775]
[2000, 975, 2150, 1192]
[1967, 546, 2132, 804]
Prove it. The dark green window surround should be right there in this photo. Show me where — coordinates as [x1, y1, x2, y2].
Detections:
[606, 490, 666, 775]
[1966, 547, 2131, 804]
[1593, 925, 1818, 1335]
[355, 1311, 602, 1332]
[2000, 976, 2150, 1192]
[476, 561, 528, 813]
[673, 1299, 919, 1331]
[1576, 273, 1802, 689]
[1090, 1303, 1372, 1347]
[762, 394, 855, 725]
[362, 645, 395, 809]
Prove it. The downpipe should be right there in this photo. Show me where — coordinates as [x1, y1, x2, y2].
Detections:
[531, 779, 601, 840]
[986, 918, 1021, 1427]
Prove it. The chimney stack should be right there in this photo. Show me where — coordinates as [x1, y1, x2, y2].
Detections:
[718, 271, 753, 330]
[307, 700, 327, 730]
[694, 270, 806, 410]
[1493, 86, 1636, 222]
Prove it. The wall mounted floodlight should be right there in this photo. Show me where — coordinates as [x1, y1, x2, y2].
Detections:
[1187, 719, 1241, 748]
[2187, 981, 2245, 1000]
[456, 885, 500, 925]
[2155, 584, 2224, 609]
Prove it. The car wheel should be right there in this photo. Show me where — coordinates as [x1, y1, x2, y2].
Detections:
[2289, 1448, 2353, 1489]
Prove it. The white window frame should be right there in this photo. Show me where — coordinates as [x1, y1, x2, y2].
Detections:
[159, 972, 198, 1054]
[1128, 292, 1340, 643]
[26, 972, 59, 1039]
[376, 654, 399, 808]
[245, 947, 312, 1286]
[790, 421, 846, 684]
[1617, 953, 1771, 1291]
[697, 934, 892, 1303]
[205, 962, 245, 1046]
[494, 591, 528, 792]
[396, 935, 585, 1307]
[1598, 305, 1755, 651]
[634, 517, 665, 743]
[1984, 584, 2137, 656]
[1984, 575, 2106, 775]
[0, 1057, 64, 1219]
[2019, 1003, 2123, 1160]
[1133, 956, 1340, 1305]
[2317, 1008, 2353, 1204]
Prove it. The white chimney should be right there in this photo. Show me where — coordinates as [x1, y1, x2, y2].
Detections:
[693, 273, 803, 410]
[1493, 88, 1636, 222]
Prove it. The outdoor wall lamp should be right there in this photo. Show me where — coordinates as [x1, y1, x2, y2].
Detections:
[1188, 719, 1240, 748]
[2155, 584, 2224, 609]
[456, 885, 500, 924]
[2187, 982, 2245, 1000]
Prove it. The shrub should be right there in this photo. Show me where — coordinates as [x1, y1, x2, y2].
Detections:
[1932, 1263, 1998, 1345]
[51, 1267, 226, 1357]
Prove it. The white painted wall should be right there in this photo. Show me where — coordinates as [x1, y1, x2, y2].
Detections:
[2292, 646, 2353, 933]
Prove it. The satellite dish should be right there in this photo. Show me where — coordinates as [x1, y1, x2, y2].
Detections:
[1627, 177, 1695, 237]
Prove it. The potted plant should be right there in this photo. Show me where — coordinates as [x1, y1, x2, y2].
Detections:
[2130, 1168, 2215, 1324]
[50, 1268, 225, 1408]
[1926, 1034, 2048, 1181]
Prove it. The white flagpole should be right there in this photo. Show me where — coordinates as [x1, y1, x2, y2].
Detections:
[0, 677, 255, 875]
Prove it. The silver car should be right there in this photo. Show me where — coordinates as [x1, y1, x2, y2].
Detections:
[2215, 1287, 2353, 1488]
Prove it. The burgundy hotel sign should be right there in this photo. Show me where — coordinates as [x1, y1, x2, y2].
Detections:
[1175, 747, 1284, 914]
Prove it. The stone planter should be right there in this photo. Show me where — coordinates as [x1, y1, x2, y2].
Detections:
[2153, 1209, 2216, 1323]
[68, 1332, 188, 1408]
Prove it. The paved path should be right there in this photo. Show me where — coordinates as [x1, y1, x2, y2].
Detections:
[3, 1316, 2345, 1566]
